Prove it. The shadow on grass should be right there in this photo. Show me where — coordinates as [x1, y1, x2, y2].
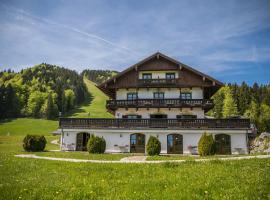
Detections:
[63, 90, 94, 117]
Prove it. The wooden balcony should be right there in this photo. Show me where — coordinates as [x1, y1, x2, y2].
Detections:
[138, 78, 177, 86]
[106, 99, 214, 110]
[59, 118, 250, 130]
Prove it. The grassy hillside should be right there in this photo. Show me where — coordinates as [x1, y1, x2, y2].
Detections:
[0, 118, 58, 136]
[68, 77, 113, 118]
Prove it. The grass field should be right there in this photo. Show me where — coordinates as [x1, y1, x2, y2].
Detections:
[68, 77, 113, 118]
[0, 78, 270, 199]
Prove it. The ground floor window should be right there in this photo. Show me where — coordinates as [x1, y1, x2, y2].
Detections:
[167, 134, 183, 154]
[122, 115, 142, 119]
[76, 132, 90, 151]
[215, 134, 231, 155]
[176, 115, 197, 119]
[130, 133, 145, 153]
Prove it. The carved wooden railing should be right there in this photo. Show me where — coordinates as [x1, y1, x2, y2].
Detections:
[138, 78, 177, 85]
[59, 118, 250, 129]
[106, 99, 214, 109]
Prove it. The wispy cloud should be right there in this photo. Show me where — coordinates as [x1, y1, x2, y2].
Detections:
[0, 0, 270, 83]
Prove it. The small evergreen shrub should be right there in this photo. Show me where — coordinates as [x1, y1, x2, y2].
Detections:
[23, 135, 47, 152]
[198, 132, 215, 156]
[147, 136, 161, 156]
[87, 135, 106, 154]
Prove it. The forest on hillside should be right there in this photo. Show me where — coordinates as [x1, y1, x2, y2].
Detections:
[82, 69, 118, 84]
[0, 64, 88, 119]
[208, 82, 270, 132]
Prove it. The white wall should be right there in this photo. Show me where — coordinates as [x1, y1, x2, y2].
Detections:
[60, 129, 248, 154]
[116, 87, 203, 100]
[138, 70, 179, 79]
[115, 107, 205, 118]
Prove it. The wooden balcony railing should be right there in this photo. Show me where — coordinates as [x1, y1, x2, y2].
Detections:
[106, 99, 214, 110]
[138, 78, 177, 86]
[59, 118, 250, 130]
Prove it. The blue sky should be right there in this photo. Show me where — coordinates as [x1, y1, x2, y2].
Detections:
[0, 0, 270, 84]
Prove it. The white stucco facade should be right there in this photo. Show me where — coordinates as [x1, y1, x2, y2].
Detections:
[60, 128, 249, 154]
[115, 107, 205, 118]
[116, 87, 203, 100]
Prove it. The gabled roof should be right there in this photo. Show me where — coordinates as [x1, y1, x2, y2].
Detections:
[98, 52, 223, 88]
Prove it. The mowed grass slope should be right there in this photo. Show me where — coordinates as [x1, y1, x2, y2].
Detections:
[68, 77, 113, 118]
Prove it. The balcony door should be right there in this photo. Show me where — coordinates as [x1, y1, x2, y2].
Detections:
[130, 133, 145, 153]
[150, 114, 167, 128]
[167, 134, 183, 154]
[215, 134, 231, 154]
[76, 132, 90, 151]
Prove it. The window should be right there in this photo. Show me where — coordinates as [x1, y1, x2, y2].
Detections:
[153, 92, 164, 99]
[142, 73, 152, 79]
[176, 115, 197, 119]
[127, 93, 138, 100]
[180, 92, 192, 99]
[166, 73, 175, 79]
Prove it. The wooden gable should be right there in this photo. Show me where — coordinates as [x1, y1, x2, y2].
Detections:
[98, 52, 223, 98]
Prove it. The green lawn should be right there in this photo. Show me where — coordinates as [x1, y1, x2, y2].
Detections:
[147, 154, 253, 161]
[29, 151, 129, 161]
[67, 77, 113, 118]
[0, 152, 269, 199]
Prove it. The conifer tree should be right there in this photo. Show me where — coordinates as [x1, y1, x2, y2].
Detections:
[222, 86, 238, 118]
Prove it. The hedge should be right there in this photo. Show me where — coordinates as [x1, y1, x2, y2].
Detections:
[87, 135, 106, 154]
[23, 135, 47, 152]
[198, 132, 215, 156]
[147, 136, 161, 156]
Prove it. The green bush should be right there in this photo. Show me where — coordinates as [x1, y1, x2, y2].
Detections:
[87, 135, 106, 154]
[23, 134, 47, 152]
[198, 132, 215, 156]
[147, 136, 161, 156]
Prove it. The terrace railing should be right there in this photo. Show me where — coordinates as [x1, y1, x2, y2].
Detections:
[138, 78, 177, 86]
[106, 99, 214, 109]
[59, 118, 250, 130]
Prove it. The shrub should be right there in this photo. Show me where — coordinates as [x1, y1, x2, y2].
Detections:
[87, 135, 106, 154]
[198, 132, 215, 156]
[23, 134, 47, 152]
[147, 136, 161, 156]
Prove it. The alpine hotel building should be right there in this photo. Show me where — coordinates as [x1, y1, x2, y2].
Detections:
[58, 52, 251, 155]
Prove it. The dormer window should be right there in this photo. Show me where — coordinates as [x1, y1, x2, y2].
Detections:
[142, 73, 152, 79]
[127, 92, 138, 100]
[180, 92, 192, 99]
[166, 73, 175, 79]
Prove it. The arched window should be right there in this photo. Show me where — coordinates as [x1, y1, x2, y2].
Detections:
[215, 134, 231, 154]
[130, 133, 145, 153]
[167, 134, 183, 154]
[76, 132, 90, 151]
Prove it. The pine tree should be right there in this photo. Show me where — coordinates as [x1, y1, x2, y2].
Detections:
[222, 86, 238, 118]
[211, 87, 225, 118]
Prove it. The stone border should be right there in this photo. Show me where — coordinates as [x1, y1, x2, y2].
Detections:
[14, 154, 270, 164]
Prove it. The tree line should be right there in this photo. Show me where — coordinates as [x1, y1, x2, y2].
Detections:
[0, 64, 88, 119]
[208, 82, 270, 132]
[82, 69, 118, 84]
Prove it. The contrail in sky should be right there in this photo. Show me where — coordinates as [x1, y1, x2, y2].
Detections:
[0, 2, 137, 54]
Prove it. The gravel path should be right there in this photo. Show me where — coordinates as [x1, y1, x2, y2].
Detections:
[14, 154, 270, 164]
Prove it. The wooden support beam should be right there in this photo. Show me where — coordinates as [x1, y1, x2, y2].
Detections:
[203, 76, 206, 82]
[157, 54, 160, 59]
[179, 64, 183, 70]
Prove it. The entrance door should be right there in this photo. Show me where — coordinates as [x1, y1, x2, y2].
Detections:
[167, 134, 183, 154]
[150, 114, 168, 128]
[215, 134, 231, 154]
[130, 133, 145, 153]
[76, 132, 90, 151]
